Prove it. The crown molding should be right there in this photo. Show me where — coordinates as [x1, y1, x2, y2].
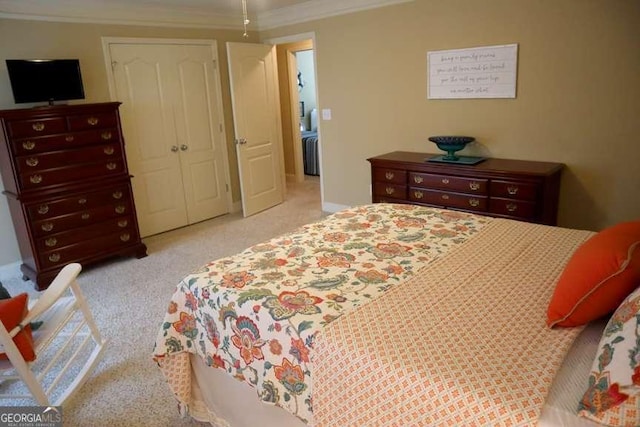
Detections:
[256, 0, 413, 30]
[0, 0, 244, 29]
[0, 0, 413, 30]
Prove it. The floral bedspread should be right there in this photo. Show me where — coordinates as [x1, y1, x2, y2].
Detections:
[153, 203, 490, 424]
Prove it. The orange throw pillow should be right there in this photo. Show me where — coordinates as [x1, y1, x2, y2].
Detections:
[0, 293, 36, 362]
[547, 221, 640, 328]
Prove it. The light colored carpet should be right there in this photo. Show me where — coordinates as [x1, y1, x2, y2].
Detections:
[1, 177, 324, 426]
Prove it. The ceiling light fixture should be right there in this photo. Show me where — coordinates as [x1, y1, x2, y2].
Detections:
[242, 0, 250, 37]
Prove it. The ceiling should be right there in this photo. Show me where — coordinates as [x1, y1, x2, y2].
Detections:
[0, 0, 412, 30]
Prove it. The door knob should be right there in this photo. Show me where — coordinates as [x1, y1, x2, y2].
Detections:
[171, 145, 179, 152]
[180, 144, 188, 151]
[235, 138, 247, 145]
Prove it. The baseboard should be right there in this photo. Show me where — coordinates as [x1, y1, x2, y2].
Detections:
[322, 202, 350, 213]
[0, 261, 21, 282]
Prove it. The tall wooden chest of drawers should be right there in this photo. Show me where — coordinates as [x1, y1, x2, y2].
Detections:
[0, 102, 147, 290]
[368, 151, 563, 225]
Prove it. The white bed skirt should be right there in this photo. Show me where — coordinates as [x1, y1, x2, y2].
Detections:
[187, 319, 608, 427]
[189, 355, 306, 427]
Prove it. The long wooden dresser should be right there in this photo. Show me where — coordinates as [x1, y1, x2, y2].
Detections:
[0, 102, 147, 290]
[368, 151, 563, 225]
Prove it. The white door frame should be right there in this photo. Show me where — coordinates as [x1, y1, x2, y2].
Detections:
[263, 32, 324, 205]
[101, 37, 234, 215]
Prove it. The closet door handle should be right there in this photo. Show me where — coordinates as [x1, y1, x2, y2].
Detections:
[171, 145, 179, 153]
[180, 144, 188, 151]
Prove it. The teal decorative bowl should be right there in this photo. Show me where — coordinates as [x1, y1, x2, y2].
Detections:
[428, 136, 475, 161]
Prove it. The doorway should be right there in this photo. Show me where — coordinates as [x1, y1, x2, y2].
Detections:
[268, 34, 323, 205]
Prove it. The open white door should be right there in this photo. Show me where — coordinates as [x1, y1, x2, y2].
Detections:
[227, 42, 285, 217]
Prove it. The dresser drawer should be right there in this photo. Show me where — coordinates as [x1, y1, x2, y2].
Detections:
[8, 117, 67, 138]
[490, 180, 538, 201]
[489, 198, 536, 219]
[35, 215, 134, 252]
[32, 201, 131, 237]
[12, 131, 101, 155]
[412, 188, 487, 212]
[409, 172, 488, 195]
[373, 197, 411, 205]
[373, 182, 406, 200]
[373, 168, 406, 185]
[20, 159, 125, 190]
[67, 112, 118, 130]
[39, 227, 139, 268]
[16, 143, 123, 173]
[27, 185, 130, 220]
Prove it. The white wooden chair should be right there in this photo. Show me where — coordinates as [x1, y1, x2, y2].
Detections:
[0, 263, 107, 406]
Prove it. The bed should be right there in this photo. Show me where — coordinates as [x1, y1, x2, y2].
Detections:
[153, 203, 640, 427]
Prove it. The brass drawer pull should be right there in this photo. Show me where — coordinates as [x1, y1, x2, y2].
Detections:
[441, 194, 449, 200]
[78, 198, 87, 204]
[26, 157, 39, 167]
[441, 178, 450, 184]
[32, 122, 45, 132]
[104, 146, 115, 155]
[469, 181, 480, 191]
[115, 205, 126, 214]
[413, 176, 423, 184]
[117, 219, 128, 228]
[385, 187, 395, 195]
[81, 213, 90, 220]
[101, 131, 112, 140]
[45, 237, 58, 247]
[23, 141, 36, 150]
[41, 222, 54, 232]
[65, 135, 75, 142]
[112, 191, 123, 199]
[507, 186, 519, 195]
[468, 198, 480, 207]
[106, 162, 117, 170]
[37, 204, 49, 215]
[87, 117, 99, 126]
[120, 233, 131, 242]
[29, 174, 43, 184]
[413, 190, 423, 199]
[48, 253, 61, 263]
[506, 203, 518, 212]
[385, 172, 395, 180]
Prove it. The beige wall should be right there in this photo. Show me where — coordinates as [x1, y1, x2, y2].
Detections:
[262, 0, 640, 231]
[0, 18, 256, 266]
[1, 0, 639, 266]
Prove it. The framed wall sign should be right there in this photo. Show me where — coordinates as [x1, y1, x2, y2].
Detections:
[427, 44, 518, 99]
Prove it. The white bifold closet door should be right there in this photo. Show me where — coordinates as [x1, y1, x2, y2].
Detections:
[107, 40, 230, 237]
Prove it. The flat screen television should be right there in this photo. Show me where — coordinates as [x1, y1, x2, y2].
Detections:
[5, 59, 85, 105]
